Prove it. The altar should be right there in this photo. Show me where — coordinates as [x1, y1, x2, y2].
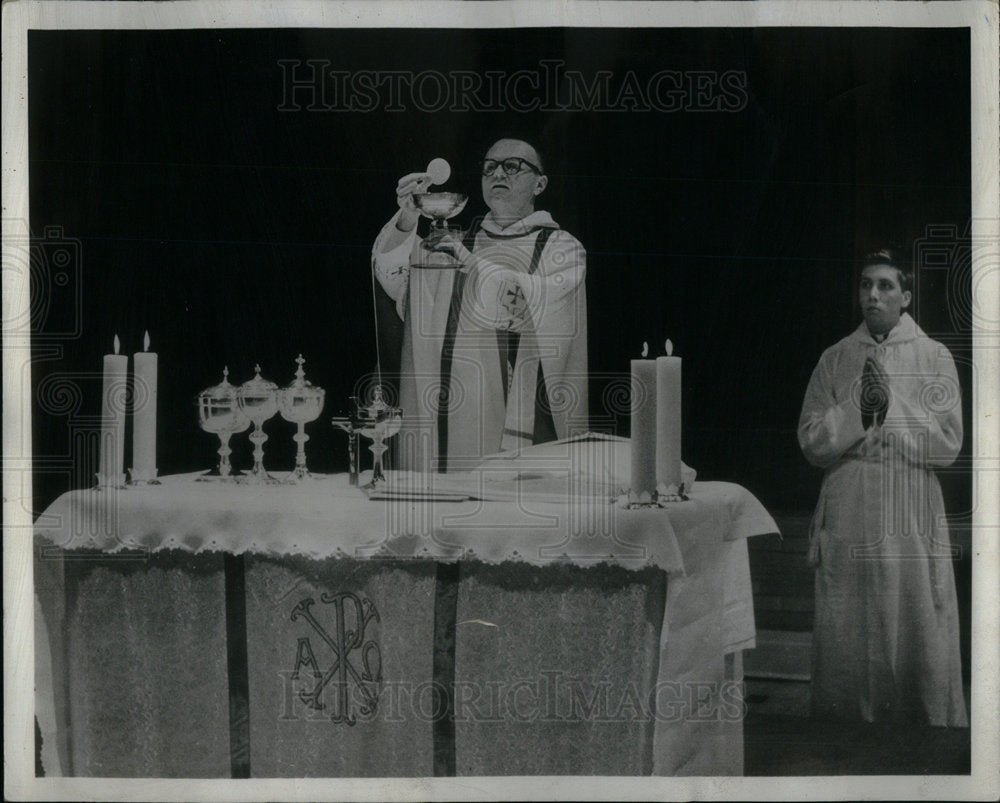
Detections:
[33, 451, 778, 778]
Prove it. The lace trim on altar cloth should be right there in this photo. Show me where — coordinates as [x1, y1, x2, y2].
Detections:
[32, 436, 777, 572]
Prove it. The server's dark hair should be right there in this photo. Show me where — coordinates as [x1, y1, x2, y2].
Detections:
[860, 246, 913, 295]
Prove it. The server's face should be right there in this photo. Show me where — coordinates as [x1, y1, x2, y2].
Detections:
[860, 264, 911, 335]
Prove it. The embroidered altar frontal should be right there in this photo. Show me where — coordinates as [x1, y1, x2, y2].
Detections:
[34, 471, 776, 777]
[36, 550, 665, 777]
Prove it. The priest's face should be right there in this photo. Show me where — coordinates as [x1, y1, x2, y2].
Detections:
[480, 139, 548, 223]
[860, 263, 911, 335]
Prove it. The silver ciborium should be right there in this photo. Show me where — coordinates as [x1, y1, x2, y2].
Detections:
[412, 192, 468, 269]
[278, 354, 326, 481]
[236, 364, 280, 484]
[196, 367, 251, 480]
[356, 385, 402, 487]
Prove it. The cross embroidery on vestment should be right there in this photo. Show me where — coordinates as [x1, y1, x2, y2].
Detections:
[500, 282, 527, 329]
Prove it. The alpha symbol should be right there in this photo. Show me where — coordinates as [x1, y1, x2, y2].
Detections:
[292, 637, 322, 680]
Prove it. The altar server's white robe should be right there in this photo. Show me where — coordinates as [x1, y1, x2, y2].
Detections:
[798, 313, 967, 726]
[373, 210, 589, 473]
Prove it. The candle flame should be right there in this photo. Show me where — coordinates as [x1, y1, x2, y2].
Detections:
[144, 330, 150, 351]
[665, 339, 673, 357]
[113, 334, 120, 355]
[641, 341, 649, 358]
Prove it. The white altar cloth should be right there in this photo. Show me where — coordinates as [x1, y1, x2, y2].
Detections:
[34, 466, 778, 776]
[35, 472, 772, 569]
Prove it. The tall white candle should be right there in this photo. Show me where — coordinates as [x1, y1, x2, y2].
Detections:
[630, 342, 657, 497]
[132, 330, 158, 481]
[656, 339, 682, 489]
[98, 334, 128, 486]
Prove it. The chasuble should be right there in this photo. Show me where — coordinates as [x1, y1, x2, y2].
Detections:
[373, 210, 589, 472]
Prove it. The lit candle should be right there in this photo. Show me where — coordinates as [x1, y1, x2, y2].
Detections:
[98, 334, 128, 486]
[630, 341, 657, 498]
[131, 330, 158, 482]
[656, 339, 682, 489]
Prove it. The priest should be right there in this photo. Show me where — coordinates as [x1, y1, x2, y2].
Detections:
[372, 138, 589, 472]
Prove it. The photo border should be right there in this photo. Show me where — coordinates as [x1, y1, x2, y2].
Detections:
[3, 1, 998, 800]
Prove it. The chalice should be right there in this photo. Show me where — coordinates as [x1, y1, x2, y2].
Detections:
[196, 367, 251, 480]
[278, 354, 326, 481]
[412, 192, 468, 269]
[355, 385, 402, 487]
[236, 364, 280, 484]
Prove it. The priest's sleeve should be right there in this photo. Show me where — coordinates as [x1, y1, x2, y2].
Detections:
[371, 210, 417, 321]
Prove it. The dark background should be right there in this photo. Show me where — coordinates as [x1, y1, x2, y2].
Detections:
[28, 27, 971, 530]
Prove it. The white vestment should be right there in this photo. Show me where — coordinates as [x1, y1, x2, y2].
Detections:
[373, 210, 589, 472]
[798, 313, 967, 726]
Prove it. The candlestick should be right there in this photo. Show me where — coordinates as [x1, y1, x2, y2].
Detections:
[656, 339, 682, 489]
[630, 341, 657, 498]
[97, 334, 128, 488]
[130, 330, 159, 484]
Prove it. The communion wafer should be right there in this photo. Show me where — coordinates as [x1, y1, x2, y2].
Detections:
[426, 158, 451, 186]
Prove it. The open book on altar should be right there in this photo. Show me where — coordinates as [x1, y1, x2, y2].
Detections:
[370, 433, 697, 503]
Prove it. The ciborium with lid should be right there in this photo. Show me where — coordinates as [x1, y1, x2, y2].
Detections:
[278, 354, 326, 481]
[237, 364, 280, 484]
[196, 366, 250, 480]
